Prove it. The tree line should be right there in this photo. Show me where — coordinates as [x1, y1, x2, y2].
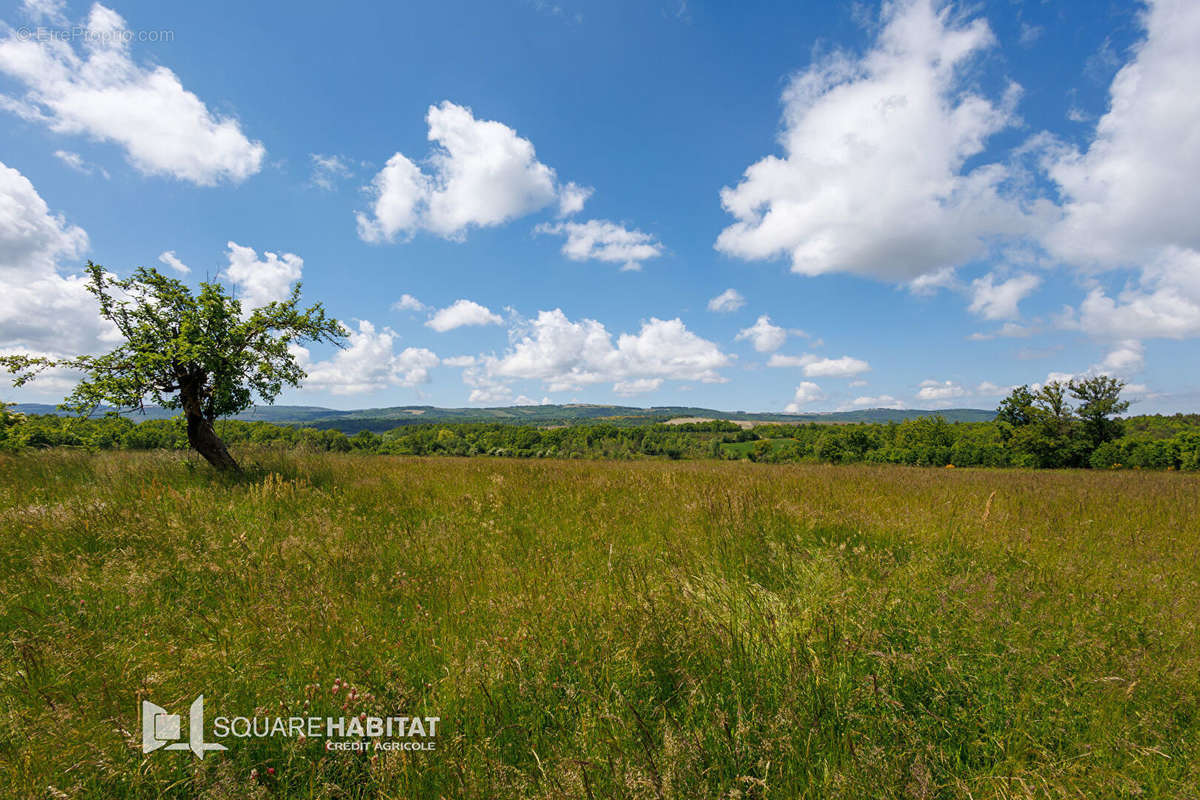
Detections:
[4, 397, 1199, 471]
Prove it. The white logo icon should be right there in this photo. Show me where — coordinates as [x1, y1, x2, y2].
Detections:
[141, 695, 227, 759]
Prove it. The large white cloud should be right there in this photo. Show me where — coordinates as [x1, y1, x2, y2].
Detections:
[0, 160, 117, 365]
[536, 219, 663, 271]
[357, 101, 588, 242]
[1041, 0, 1200, 270]
[0, 5, 264, 185]
[222, 241, 302, 310]
[426, 299, 503, 332]
[715, 0, 1033, 281]
[479, 309, 731, 394]
[1074, 248, 1200, 340]
[293, 320, 438, 395]
[1041, 0, 1200, 343]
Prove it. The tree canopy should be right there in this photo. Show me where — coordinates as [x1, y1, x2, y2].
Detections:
[0, 263, 346, 470]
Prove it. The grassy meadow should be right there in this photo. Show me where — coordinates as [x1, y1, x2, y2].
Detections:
[1, 449, 1198, 798]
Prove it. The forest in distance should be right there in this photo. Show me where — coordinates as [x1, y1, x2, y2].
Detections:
[5, 381, 1199, 471]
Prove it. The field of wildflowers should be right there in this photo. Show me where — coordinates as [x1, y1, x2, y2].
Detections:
[1, 449, 1197, 798]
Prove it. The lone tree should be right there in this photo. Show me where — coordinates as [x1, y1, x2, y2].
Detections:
[0, 263, 346, 472]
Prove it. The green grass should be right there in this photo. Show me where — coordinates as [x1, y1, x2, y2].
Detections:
[1, 449, 1198, 798]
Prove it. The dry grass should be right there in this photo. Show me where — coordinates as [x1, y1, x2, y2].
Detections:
[0, 449, 1198, 798]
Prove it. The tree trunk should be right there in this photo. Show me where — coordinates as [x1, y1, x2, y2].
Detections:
[185, 411, 241, 472]
[179, 379, 240, 472]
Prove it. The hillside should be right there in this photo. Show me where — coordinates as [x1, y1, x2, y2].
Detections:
[10, 402, 997, 433]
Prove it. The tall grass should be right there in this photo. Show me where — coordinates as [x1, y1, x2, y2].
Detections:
[0, 450, 1197, 798]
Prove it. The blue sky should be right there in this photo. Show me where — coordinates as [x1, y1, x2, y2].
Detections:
[1, 0, 1198, 413]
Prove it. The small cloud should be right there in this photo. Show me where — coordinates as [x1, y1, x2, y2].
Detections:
[309, 153, 353, 190]
[707, 288, 745, 313]
[916, 379, 967, 402]
[1099, 340, 1144, 374]
[158, 250, 190, 274]
[846, 394, 904, 410]
[393, 293, 428, 312]
[735, 315, 787, 353]
[53, 150, 108, 178]
[767, 353, 870, 377]
[22, 0, 68, 26]
[907, 267, 959, 296]
[557, 182, 593, 217]
[614, 377, 663, 396]
[426, 299, 504, 332]
[969, 321, 1035, 341]
[537, 219, 664, 271]
[968, 272, 1041, 320]
[784, 381, 824, 412]
[1018, 22, 1044, 47]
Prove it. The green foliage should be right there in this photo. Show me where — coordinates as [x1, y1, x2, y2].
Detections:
[2, 370, 1197, 471]
[1070, 375, 1130, 448]
[0, 264, 346, 419]
[996, 384, 1037, 427]
[1, 263, 347, 470]
[0, 401, 27, 453]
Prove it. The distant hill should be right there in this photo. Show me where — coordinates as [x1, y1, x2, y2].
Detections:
[11, 402, 996, 433]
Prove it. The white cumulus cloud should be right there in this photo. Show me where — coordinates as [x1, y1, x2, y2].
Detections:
[426, 299, 504, 332]
[1099, 339, 1145, 374]
[735, 314, 787, 352]
[784, 381, 824, 412]
[968, 272, 1041, 320]
[0, 5, 264, 185]
[1040, 0, 1200, 270]
[223, 241, 302, 310]
[707, 288, 746, 313]
[557, 181, 593, 217]
[357, 101, 583, 242]
[0, 160, 119, 367]
[1074, 246, 1200, 340]
[916, 379, 967, 401]
[393, 293, 427, 312]
[847, 394, 905, 410]
[716, 0, 1033, 281]
[293, 320, 438, 395]
[768, 353, 871, 377]
[480, 309, 731, 394]
[613, 377, 663, 396]
[536, 219, 664, 271]
[1043, 0, 1200, 342]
